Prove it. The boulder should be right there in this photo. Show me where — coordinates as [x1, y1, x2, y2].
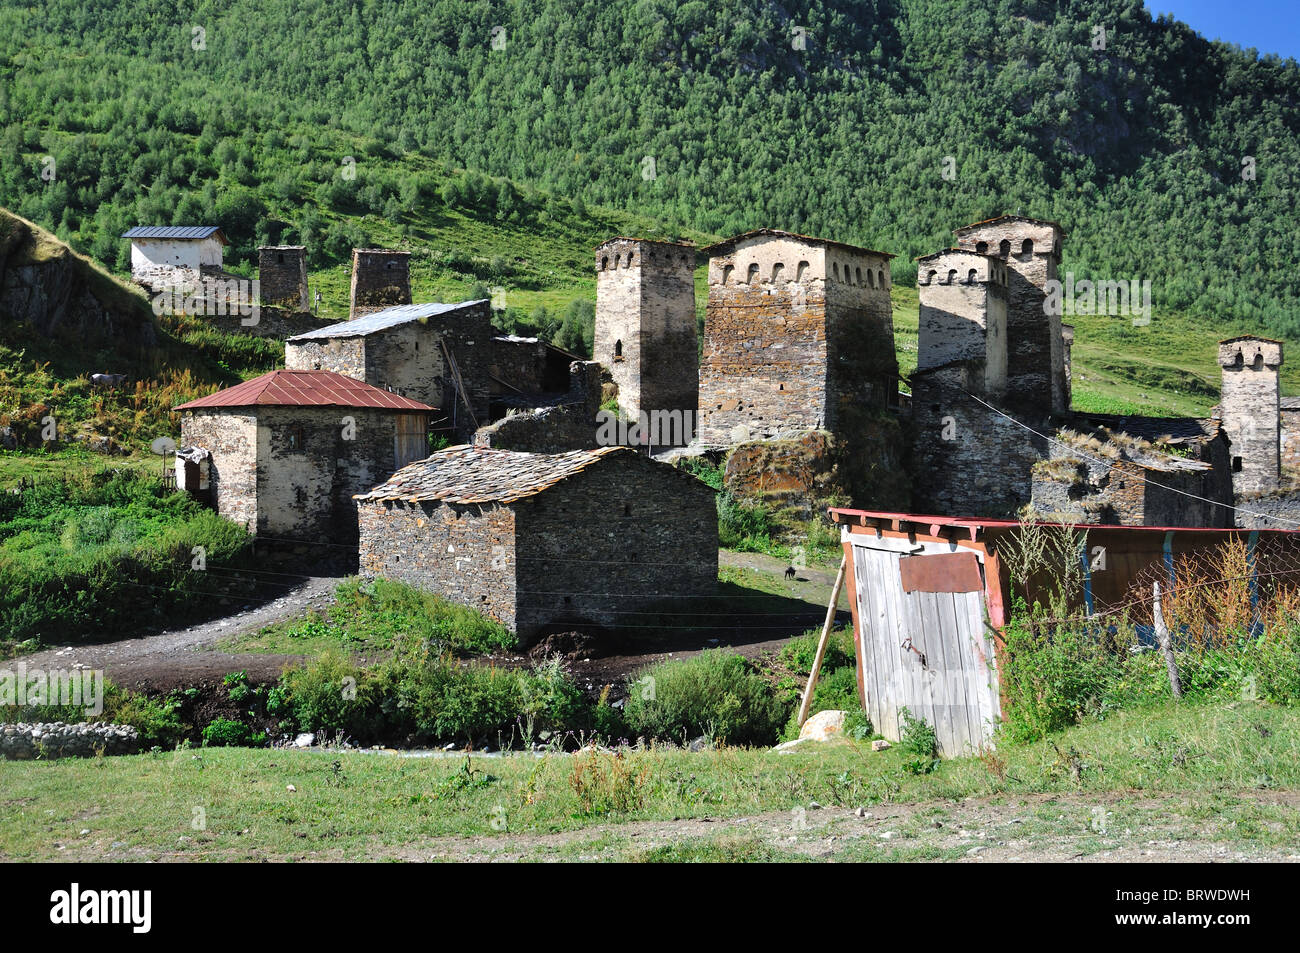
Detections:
[798, 709, 846, 742]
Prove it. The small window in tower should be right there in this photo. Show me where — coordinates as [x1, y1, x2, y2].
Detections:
[976, 241, 988, 254]
[772, 263, 784, 282]
[1233, 456, 1243, 472]
[277, 252, 284, 264]
[623, 503, 632, 516]
[947, 269, 958, 284]
[925, 270, 937, 285]
[601, 256, 608, 270]
[998, 239, 1011, 258]
[1252, 353, 1264, 370]
[832, 262, 840, 281]
[796, 261, 809, 282]
[866, 270, 875, 288]
[722, 264, 735, 284]
[747, 263, 760, 284]
[614, 339, 623, 362]
[967, 269, 978, 283]
[1021, 239, 1033, 256]
[878, 269, 885, 286]
[286, 425, 305, 451]
[855, 267, 863, 285]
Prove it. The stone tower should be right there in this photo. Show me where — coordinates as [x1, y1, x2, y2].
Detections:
[952, 216, 1066, 414]
[1219, 335, 1283, 497]
[696, 229, 896, 445]
[258, 245, 309, 310]
[349, 249, 411, 319]
[915, 249, 1008, 397]
[594, 238, 698, 433]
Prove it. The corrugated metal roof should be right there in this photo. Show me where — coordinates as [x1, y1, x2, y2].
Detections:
[174, 370, 436, 412]
[122, 226, 229, 243]
[355, 445, 634, 504]
[701, 228, 894, 259]
[287, 301, 488, 341]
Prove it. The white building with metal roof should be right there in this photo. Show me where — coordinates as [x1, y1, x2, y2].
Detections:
[122, 225, 229, 287]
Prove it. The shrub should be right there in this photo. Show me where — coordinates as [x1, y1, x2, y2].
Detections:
[202, 718, 253, 747]
[778, 664, 860, 742]
[623, 650, 785, 746]
[779, 627, 854, 675]
[716, 490, 772, 549]
[277, 650, 378, 738]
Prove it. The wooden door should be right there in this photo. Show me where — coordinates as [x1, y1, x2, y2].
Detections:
[393, 414, 427, 468]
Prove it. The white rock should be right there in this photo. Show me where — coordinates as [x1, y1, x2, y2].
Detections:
[293, 733, 315, 748]
[798, 710, 846, 742]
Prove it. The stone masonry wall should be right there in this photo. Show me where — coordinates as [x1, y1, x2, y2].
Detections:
[954, 220, 1064, 414]
[357, 501, 518, 630]
[513, 452, 717, 637]
[284, 337, 366, 380]
[594, 238, 697, 420]
[698, 235, 894, 444]
[473, 361, 601, 452]
[349, 249, 411, 319]
[258, 246, 308, 310]
[1, 722, 141, 760]
[1219, 337, 1282, 498]
[1281, 409, 1300, 481]
[910, 362, 1049, 517]
[917, 250, 1008, 396]
[180, 411, 259, 531]
[255, 405, 420, 544]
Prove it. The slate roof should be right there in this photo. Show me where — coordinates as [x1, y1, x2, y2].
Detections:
[701, 228, 894, 259]
[287, 301, 488, 341]
[174, 370, 436, 412]
[355, 445, 641, 504]
[122, 226, 229, 243]
[1073, 413, 1217, 445]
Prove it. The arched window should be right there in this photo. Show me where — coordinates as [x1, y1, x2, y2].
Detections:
[796, 261, 810, 282]
[747, 263, 760, 285]
[771, 263, 784, 282]
[1021, 239, 1033, 256]
[866, 269, 875, 288]
[832, 262, 840, 281]
[855, 267, 863, 285]
[878, 269, 885, 287]
[614, 339, 623, 360]
[946, 269, 958, 284]
[967, 269, 978, 283]
[601, 256, 608, 270]
[924, 269, 937, 285]
[975, 241, 988, 254]
[998, 239, 1011, 258]
[722, 264, 735, 284]
[1232, 350, 1244, 368]
[1252, 352, 1265, 370]
[625, 253, 634, 267]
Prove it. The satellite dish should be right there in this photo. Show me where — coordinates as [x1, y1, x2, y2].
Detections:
[151, 436, 177, 455]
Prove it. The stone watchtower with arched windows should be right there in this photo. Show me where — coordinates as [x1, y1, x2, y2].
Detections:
[952, 216, 1066, 413]
[695, 229, 897, 445]
[594, 238, 698, 429]
[1218, 335, 1283, 498]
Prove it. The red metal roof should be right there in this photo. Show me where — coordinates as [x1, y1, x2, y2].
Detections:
[174, 370, 436, 412]
[828, 507, 1300, 536]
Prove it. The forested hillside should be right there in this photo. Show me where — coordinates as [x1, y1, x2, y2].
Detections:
[2, 0, 1299, 336]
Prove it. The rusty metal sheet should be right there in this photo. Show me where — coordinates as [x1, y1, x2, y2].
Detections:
[899, 552, 983, 593]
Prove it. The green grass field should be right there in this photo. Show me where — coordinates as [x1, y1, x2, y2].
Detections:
[1, 700, 1294, 861]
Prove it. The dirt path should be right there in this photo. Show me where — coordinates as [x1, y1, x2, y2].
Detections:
[19, 575, 344, 691]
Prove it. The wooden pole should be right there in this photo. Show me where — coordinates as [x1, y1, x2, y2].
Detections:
[1152, 582, 1183, 700]
[797, 554, 848, 728]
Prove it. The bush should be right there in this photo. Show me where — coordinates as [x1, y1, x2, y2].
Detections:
[716, 490, 773, 550]
[779, 627, 854, 675]
[778, 664, 860, 742]
[202, 718, 253, 747]
[277, 650, 379, 738]
[623, 650, 785, 746]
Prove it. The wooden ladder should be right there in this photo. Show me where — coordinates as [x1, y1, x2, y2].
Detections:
[440, 338, 479, 431]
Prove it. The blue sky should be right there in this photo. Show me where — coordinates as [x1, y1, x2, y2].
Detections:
[1146, 2, 1300, 61]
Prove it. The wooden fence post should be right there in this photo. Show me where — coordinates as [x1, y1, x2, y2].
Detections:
[1153, 581, 1183, 700]
[797, 554, 848, 729]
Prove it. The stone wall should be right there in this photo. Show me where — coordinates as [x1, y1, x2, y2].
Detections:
[593, 238, 697, 420]
[349, 249, 411, 319]
[284, 336, 366, 380]
[203, 306, 332, 339]
[256, 405, 419, 544]
[1219, 337, 1282, 498]
[180, 410, 259, 531]
[953, 219, 1065, 414]
[513, 452, 717, 637]
[258, 246, 308, 310]
[1, 722, 140, 759]
[357, 501, 519, 629]
[1234, 491, 1300, 529]
[697, 234, 895, 445]
[916, 250, 1008, 396]
[910, 362, 1049, 517]
[1281, 409, 1300, 482]
[474, 361, 601, 452]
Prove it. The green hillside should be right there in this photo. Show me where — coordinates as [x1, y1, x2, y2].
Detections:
[2, 0, 1299, 432]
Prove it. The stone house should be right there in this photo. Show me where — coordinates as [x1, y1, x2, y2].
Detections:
[175, 369, 435, 543]
[122, 226, 228, 290]
[285, 301, 492, 441]
[696, 229, 898, 445]
[355, 445, 718, 639]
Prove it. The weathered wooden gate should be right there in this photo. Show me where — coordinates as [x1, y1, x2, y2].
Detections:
[393, 414, 428, 468]
[849, 534, 1001, 756]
